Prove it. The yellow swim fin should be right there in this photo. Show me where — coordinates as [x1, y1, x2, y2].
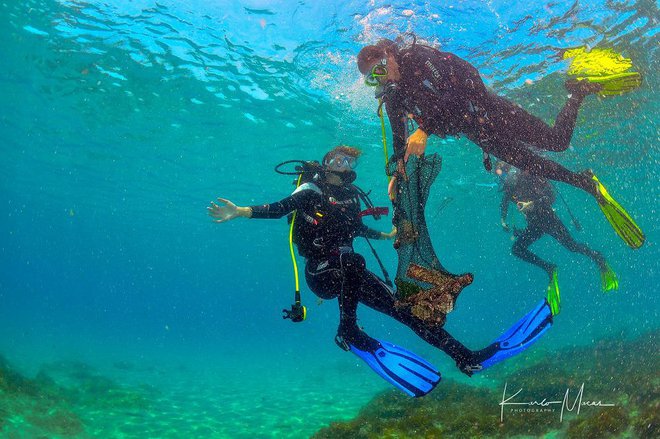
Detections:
[564, 47, 642, 96]
[592, 174, 645, 249]
[546, 269, 561, 317]
[579, 71, 642, 96]
[600, 262, 619, 292]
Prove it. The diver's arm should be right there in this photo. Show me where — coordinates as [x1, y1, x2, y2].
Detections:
[403, 47, 451, 137]
[384, 98, 409, 160]
[249, 190, 317, 219]
[357, 223, 397, 240]
[208, 190, 317, 223]
[409, 48, 487, 136]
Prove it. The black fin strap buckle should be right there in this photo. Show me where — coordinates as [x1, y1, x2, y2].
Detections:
[334, 335, 350, 351]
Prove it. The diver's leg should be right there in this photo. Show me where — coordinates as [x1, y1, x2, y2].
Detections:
[511, 224, 555, 278]
[486, 139, 597, 196]
[304, 258, 342, 300]
[545, 211, 607, 270]
[305, 256, 371, 349]
[485, 88, 590, 152]
[323, 252, 382, 350]
[355, 269, 475, 367]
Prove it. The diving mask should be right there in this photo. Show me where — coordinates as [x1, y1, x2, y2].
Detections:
[324, 154, 357, 172]
[365, 58, 388, 86]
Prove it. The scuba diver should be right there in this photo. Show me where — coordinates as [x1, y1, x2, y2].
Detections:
[356, 36, 645, 250]
[496, 162, 619, 316]
[208, 145, 553, 397]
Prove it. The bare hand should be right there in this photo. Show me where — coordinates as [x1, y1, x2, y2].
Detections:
[404, 128, 429, 162]
[388, 158, 409, 201]
[388, 175, 398, 201]
[383, 226, 397, 240]
[501, 220, 510, 232]
[516, 201, 534, 213]
[207, 197, 239, 223]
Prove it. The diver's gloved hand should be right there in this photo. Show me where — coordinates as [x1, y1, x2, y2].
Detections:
[405, 128, 429, 162]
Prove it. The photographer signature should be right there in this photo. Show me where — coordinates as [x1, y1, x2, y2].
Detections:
[499, 382, 615, 422]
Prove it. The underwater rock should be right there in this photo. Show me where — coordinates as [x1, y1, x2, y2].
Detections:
[313, 380, 552, 438]
[1, 357, 84, 437]
[1, 355, 157, 437]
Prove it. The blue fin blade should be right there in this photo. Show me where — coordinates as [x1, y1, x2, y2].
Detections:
[480, 299, 553, 370]
[350, 340, 441, 397]
[378, 341, 441, 391]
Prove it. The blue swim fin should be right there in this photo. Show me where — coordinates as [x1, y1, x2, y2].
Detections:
[475, 299, 553, 372]
[349, 339, 441, 397]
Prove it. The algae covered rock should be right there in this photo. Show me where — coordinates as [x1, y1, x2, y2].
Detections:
[566, 406, 629, 438]
[1, 355, 157, 437]
[314, 331, 659, 439]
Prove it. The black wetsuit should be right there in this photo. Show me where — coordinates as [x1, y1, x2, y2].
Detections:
[501, 171, 607, 277]
[382, 44, 596, 195]
[250, 179, 474, 367]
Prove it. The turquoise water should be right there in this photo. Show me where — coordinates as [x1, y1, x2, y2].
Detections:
[1, 0, 658, 437]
